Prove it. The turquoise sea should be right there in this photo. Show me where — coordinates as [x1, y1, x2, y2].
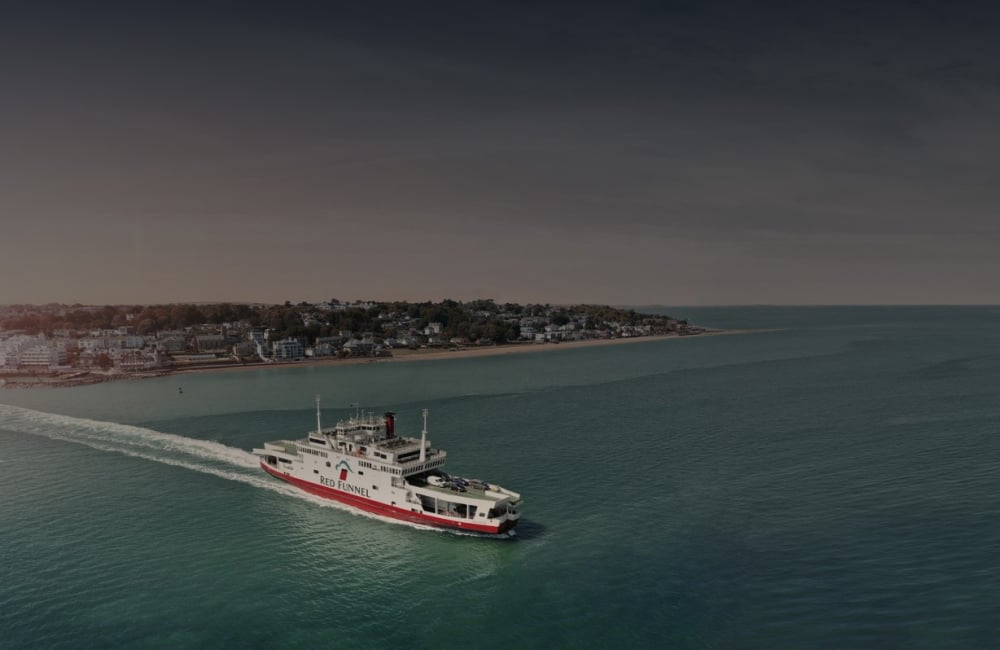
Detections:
[2, 307, 999, 648]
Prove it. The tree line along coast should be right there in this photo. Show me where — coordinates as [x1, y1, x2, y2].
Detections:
[0, 299, 708, 387]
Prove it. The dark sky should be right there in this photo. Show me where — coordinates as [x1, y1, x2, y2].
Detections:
[2, 1, 998, 305]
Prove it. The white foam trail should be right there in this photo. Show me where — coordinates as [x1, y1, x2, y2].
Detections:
[0, 404, 258, 468]
[0, 404, 496, 536]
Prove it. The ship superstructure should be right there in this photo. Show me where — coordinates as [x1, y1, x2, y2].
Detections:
[252, 399, 521, 535]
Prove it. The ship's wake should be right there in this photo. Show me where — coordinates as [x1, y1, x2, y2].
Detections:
[0, 403, 282, 490]
[0, 404, 511, 538]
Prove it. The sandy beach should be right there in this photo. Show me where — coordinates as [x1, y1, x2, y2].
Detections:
[173, 328, 765, 375]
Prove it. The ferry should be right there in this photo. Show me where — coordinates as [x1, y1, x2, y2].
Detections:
[252, 399, 522, 535]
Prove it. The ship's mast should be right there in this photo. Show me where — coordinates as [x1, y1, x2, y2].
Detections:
[419, 408, 428, 462]
[315, 395, 322, 435]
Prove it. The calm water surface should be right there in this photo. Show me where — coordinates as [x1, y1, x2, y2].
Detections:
[2, 307, 999, 648]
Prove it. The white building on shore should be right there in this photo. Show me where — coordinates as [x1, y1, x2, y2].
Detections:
[272, 338, 304, 360]
[0, 335, 67, 370]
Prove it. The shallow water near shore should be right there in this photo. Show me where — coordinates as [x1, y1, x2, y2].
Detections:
[2, 306, 999, 648]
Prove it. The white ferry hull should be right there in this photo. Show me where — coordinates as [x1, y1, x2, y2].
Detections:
[260, 461, 517, 534]
[253, 405, 521, 536]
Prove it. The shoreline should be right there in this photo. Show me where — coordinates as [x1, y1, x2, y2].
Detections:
[173, 328, 765, 374]
[1, 329, 772, 388]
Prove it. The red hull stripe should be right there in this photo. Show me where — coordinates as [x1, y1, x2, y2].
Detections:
[260, 462, 511, 534]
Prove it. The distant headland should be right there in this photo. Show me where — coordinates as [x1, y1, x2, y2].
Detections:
[0, 299, 713, 388]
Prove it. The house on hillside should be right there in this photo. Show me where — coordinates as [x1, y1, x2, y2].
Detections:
[272, 338, 304, 360]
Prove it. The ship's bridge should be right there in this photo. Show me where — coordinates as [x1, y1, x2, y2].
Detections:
[311, 408, 447, 474]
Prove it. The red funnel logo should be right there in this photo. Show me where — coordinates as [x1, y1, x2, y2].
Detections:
[334, 460, 353, 482]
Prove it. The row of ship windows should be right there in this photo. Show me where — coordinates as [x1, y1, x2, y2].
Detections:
[355, 459, 401, 475]
[320, 460, 400, 476]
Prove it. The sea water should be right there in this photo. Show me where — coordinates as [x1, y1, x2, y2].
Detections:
[1, 307, 999, 648]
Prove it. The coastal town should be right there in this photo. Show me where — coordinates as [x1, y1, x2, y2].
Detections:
[0, 299, 706, 387]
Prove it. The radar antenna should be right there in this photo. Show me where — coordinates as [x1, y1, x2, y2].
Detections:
[419, 408, 428, 462]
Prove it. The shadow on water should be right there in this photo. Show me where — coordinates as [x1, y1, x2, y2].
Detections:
[510, 519, 547, 541]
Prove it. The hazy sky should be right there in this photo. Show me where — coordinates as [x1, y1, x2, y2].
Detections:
[2, 1, 998, 305]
